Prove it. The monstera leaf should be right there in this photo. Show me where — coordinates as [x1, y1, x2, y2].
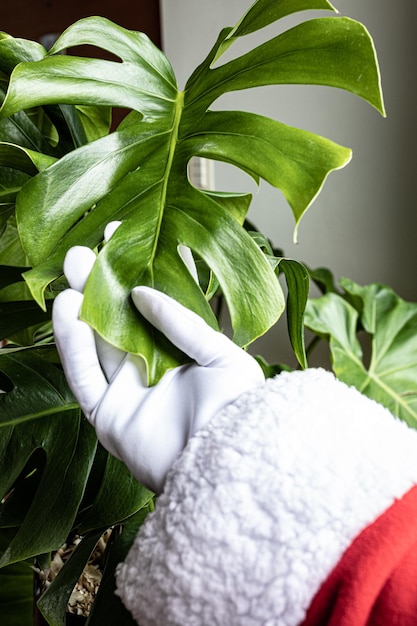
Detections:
[0, 29, 111, 304]
[0, 0, 385, 382]
[305, 279, 417, 427]
[0, 346, 152, 568]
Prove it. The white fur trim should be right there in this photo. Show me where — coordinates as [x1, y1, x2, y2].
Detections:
[116, 368, 417, 626]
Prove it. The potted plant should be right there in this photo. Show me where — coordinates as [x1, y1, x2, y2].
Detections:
[1, 0, 414, 624]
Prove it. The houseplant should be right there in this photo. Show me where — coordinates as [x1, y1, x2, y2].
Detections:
[2, 0, 414, 623]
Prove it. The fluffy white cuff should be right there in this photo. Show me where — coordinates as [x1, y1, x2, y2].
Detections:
[116, 368, 417, 626]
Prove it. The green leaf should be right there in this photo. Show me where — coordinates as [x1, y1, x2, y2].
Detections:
[181, 110, 351, 236]
[87, 509, 151, 626]
[0, 7, 384, 381]
[35, 466, 152, 625]
[77, 454, 153, 534]
[279, 259, 310, 368]
[75, 104, 112, 142]
[0, 560, 33, 626]
[0, 300, 53, 341]
[232, 0, 336, 37]
[308, 265, 340, 294]
[0, 409, 96, 567]
[0, 18, 177, 119]
[190, 0, 336, 74]
[0, 347, 153, 569]
[37, 530, 103, 626]
[0, 347, 76, 426]
[304, 280, 417, 426]
[0, 32, 46, 74]
[17, 123, 168, 266]
[0, 142, 56, 175]
[185, 17, 385, 117]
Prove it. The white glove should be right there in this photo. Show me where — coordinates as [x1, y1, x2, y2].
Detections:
[52, 245, 265, 494]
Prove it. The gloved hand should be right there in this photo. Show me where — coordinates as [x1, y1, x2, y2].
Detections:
[52, 243, 265, 494]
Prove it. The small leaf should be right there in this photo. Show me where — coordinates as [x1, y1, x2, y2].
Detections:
[308, 265, 340, 294]
[279, 259, 310, 368]
[75, 104, 112, 142]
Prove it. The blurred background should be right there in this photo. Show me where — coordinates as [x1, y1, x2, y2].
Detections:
[2, 0, 416, 365]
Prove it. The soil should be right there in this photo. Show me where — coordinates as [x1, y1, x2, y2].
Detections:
[34, 529, 112, 621]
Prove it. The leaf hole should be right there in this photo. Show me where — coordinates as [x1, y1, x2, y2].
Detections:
[1, 448, 47, 520]
[357, 329, 372, 370]
[0, 369, 13, 393]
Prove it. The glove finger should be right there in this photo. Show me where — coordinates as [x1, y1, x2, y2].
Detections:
[131, 286, 244, 368]
[53, 289, 108, 418]
[65, 231, 127, 380]
[63, 246, 97, 293]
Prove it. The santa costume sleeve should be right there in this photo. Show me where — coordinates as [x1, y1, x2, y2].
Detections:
[115, 368, 417, 626]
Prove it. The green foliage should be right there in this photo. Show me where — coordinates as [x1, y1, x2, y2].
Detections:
[0, 560, 33, 626]
[0, 0, 384, 381]
[305, 278, 417, 426]
[0, 0, 392, 624]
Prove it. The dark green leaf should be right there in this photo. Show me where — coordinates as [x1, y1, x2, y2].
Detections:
[0, 300, 52, 342]
[87, 509, 152, 626]
[279, 259, 309, 368]
[0, 347, 154, 573]
[0, 347, 76, 426]
[254, 354, 291, 378]
[0, 142, 56, 175]
[0, 560, 34, 626]
[77, 455, 153, 534]
[37, 531, 103, 626]
[0, 410, 97, 567]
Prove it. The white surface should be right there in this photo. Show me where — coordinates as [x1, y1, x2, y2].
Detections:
[117, 367, 417, 625]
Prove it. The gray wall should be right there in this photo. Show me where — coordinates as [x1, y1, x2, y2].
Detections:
[161, 0, 417, 365]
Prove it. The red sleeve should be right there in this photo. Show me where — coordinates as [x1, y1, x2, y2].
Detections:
[301, 484, 417, 626]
